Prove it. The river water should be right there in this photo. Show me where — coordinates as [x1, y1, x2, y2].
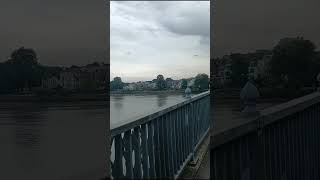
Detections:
[110, 93, 188, 129]
[0, 102, 107, 180]
[0, 93, 190, 179]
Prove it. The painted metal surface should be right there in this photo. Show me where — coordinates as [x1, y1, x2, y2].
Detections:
[211, 92, 320, 180]
[111, 91, 210, 179]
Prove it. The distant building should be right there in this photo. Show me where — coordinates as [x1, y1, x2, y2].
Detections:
[212, 56, 232, 88]
[123, 83, 137, 91]
[187, 78, 195, 87]
[171, 80, 181, 89]
[248, 54, 272, 80]
[40, 62, 107, 91]
[60, 71, 80, 90]
[256, 55, 272, 78]
[248, 61, 258, 79]
[82, 62, 107, 84]
[42, 76, 60, 89]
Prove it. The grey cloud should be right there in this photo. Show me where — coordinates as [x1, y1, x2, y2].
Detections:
[0, 0, 107, 65]
[111, 1, 210, 82]
[213, 0, 320, 57]
[158, 2, 209, 38]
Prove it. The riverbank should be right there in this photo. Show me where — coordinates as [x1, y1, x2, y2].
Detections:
[111, 89, 184, 95]
[110, 89, 208, 95]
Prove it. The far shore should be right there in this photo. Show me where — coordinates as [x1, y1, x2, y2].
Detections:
[110, 89, 184, 95]
[110, 89, 209, 95]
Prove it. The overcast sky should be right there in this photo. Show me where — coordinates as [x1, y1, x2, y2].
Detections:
[0, 0, 107, 66]
[213, 0, 320, 57]
[110, 1, 210, 83]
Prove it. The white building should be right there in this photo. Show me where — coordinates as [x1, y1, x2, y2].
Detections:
[248, 55, 272, 80]
[187, 78, 195, 87]
[42, 77, 60, 89]
[123, 83, 137, 91]
[212, 57, 232, 87]
[256, 55, 272, 78]
[60, 71, 81, 90]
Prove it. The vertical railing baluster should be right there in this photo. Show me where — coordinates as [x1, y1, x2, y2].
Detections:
[310, 107, 315, 179]
[159, 116, 167, 178]
[178, 107, 183, 165]
[172, 110, 178, 175]
[313, 105, 320, 179]
[176, 108, 181, 167]
[147, 121, 156, 178]
[182, 106, 187, 160]
[113, 134, 124, 178]
[141, 124, 149, 178]
[153, 118, 162, 178]
[293, 115, 298, 180]
[133, 126, 142, 178]
[298, 113, 303, 180]
[110, 137, 115, 178]
[316, 104, 319, 178]
[189, 102, 194, 153]
[170, 112, 175, 176]
[303, 111, 309, 179]
[194, 101, 198, 144]
[197, 100, 201, 141]
[124, 130, 133, 179]
[165, 113, 173, 178]
[192, 101, 196, 147]
[188, 103, 194, 154]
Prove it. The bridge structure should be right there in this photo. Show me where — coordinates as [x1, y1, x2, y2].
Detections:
[110, 91, 210, 179]
[211, 78, 320, 179]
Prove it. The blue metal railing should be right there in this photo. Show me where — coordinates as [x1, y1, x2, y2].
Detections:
[110, 91, 210, 179]
[211, 92, 320, 179]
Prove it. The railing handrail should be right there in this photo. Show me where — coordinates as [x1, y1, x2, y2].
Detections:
[211, 91, 320, 149]
[111, 90, 210, 137]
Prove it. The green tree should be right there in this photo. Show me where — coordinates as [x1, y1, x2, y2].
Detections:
[194, 74, 209, 91]
[7, 47, 42, 91]
[156, 74, 166, 90]
[10, 47, 38, 65]
[110, 77, 123, 90]
[229, 53, 250, 87]
[181, 79, 188, 89]
[270, 37, 316, 89]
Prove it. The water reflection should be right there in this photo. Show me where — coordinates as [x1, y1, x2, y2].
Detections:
[10, 104, 46, 148]
[110, 93, 187, 127]
[157, 94, 168, 107]
[0, 102, 107, 180]
[112, 95, 124, 109]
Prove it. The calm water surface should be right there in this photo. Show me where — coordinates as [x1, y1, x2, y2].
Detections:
[0, 102, 107, 180]
[110, 93, 188, 129]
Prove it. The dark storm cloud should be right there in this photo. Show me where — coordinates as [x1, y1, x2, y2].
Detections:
[213, 0, 320, 57]
[0, 0, 107, 66]
[159, 5, 209, 38]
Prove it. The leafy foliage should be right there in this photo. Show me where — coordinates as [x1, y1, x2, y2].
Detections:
[181, 79, 188, 89]
[270, 37, 316, 88]
[0, 47, 44, 93]
[156, 74, 166, 90]
[110, 77, 124, 90]
[194, 73, 209, 91]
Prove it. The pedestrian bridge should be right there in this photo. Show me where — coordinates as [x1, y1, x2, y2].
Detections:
[110, 91, 210, 179]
